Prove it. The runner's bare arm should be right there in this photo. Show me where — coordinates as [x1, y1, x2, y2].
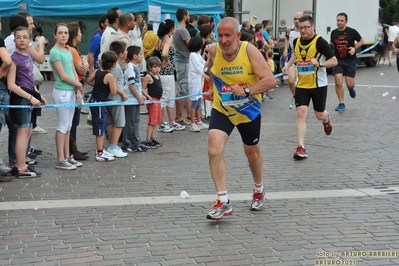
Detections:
[245, 44, 276, 95]
[284, 27, 291, 56]
[205, 43, 217, 101]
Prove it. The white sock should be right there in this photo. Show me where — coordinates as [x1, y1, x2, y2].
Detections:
[217, 190, 228, 203]
[322, 114, 329, 123]
[254, 183, 264, 193]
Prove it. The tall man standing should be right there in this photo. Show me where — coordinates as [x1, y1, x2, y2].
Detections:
[100, 7, 121, 57]
[129, 12, 147, 72]
[283, 12, 302, 109]
[173, 8, 191, 124]
[331, 12, 363, 112]
[114, 12, 135, 71]
[284, 12, 303, 109]
[283, 15, 337, 159]
[205, 17, 276, 220]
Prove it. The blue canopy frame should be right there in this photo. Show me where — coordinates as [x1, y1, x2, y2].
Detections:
[0, 0, 224, 17]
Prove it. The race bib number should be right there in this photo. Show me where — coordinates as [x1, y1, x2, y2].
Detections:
[297, 61, 314, 75]
[220, 84, 249, 106]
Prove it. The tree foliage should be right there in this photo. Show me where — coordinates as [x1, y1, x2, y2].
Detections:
[225, 0, 233, 17]
[380, 0, 399, 24]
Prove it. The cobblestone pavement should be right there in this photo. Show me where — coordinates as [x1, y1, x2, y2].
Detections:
[0, 63, 399, 265]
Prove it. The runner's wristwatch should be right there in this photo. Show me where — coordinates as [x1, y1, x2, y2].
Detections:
[244, 87, 251, 97]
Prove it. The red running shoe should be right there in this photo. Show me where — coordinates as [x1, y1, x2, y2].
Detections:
[293, 145, 308, 159]
[323, 114, 333, 135]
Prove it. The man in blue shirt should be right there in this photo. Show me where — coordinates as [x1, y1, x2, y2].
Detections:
[88, 14, 108, 74]
[262, 20, 277, 48]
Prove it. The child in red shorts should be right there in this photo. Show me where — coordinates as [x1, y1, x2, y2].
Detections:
[142, 57, 162, 148]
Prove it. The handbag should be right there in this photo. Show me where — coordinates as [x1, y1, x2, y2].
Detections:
[33, 64, 44, 86]
[151, 47, 162, 60]
[151, 37, 165, 60]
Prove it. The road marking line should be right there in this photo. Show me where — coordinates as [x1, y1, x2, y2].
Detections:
[328, 83, 398, 88]
[0, 187, 394, 211]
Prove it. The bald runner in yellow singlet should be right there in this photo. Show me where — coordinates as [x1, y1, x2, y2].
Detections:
[211, 41, 261, 125]
[205, 17, 276, 221]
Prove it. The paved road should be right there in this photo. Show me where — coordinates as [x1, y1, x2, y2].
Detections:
[0, 62, 399, 266]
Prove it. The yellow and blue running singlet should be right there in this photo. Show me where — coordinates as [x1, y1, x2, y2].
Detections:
[210, 41, 261, 126]
[294, 35, 322, 89]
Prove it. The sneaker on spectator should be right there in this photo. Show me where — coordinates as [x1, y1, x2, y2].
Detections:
[11, 166, 18, 176]
[158, 122, 174, 133]
[289, 97, 295, 109]
[26, 159, 38, 165]
[197, 122, 209, 130]
[16, 167, 38, 178]
[250, 189, 266, 211]
[122, 144, 148, 152]
[27, 152, 37, 159]
[0, 175, 13, 182]
[67, 156, 83, 167]
[190, 124, 201, 132]
[107, 147, 128, 158]
[96, 151, 115, 162]
[103, 149, 115, 158]
[293, 145, 308, 159]
[182, 118, 192, 125]
[322, 114, 333, 136]
[142, 140, 158, 149]
[125, 144, 148, 152]
[151, 138, 162, 147]
[55, 159, 77, 170]
[29, 146, 42, 155]
[206, 199, 233, 220]
[137, 144, 149, 152]
[169, 122, 185, 131]
[335, 103, 346, 112]
[27, 165, 41, 176]
[349, 88, 356, 98]
[32, 126, 47, 134]
[0, 159, 12, 175]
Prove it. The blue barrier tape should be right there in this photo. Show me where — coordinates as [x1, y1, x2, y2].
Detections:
[12, 34, 377, 110]
[0, 92, 206, 109]
[356, 39, 381, 56]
